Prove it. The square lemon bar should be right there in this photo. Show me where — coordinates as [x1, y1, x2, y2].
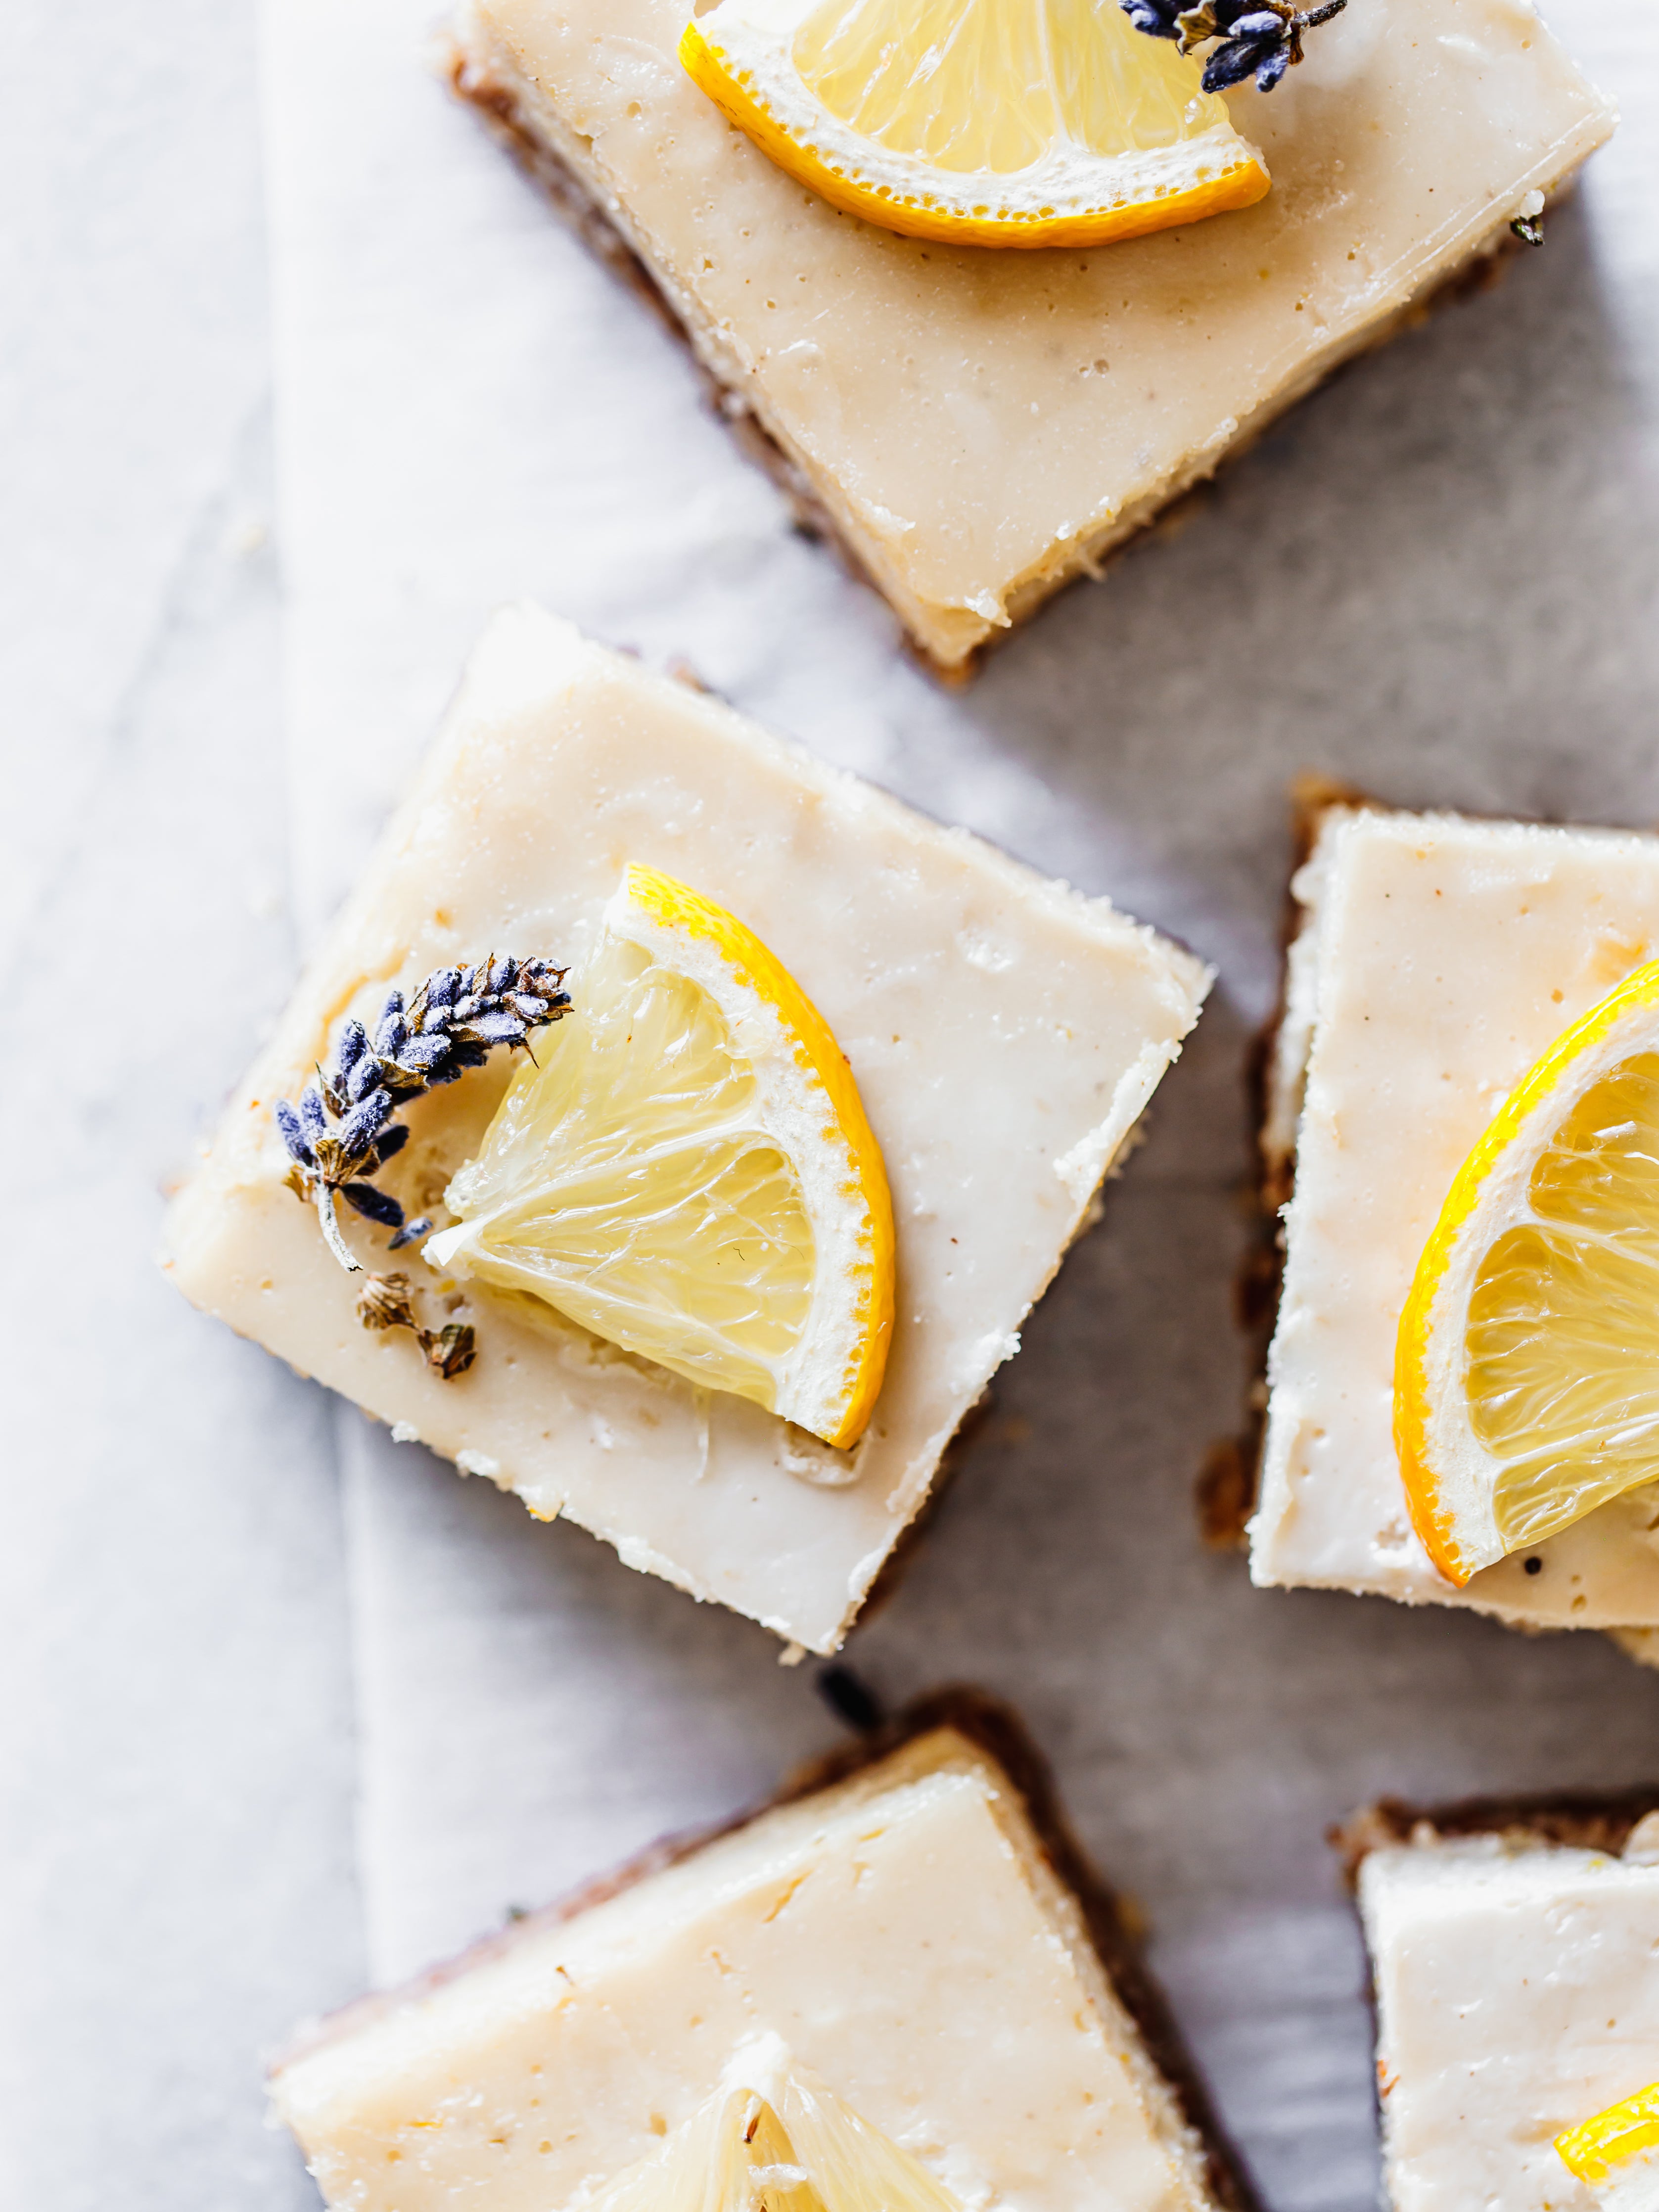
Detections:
[1343, 1793, 1659, 2212]
[450, 0, 1612, 673]
[162, 605, 1207, 1653]
[1252, 800, 1659, 1646]
[272, 1701, 1241, 2212]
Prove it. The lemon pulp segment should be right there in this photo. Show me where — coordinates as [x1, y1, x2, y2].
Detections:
[426, 864, 894, 1448]
[793, 0, 1202, 169]
[680, 0, 1269, 250]
[591, 2036, 961, 2212]
[1396, 959, 1659, 1582]
[1470, 1052, 1659, 1550]
[1558, 2080, 1659, 2187]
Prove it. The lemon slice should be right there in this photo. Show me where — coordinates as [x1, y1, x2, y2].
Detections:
[423, 863, 894, 1449]
[1557, 2079, 1659, 2207]
[592, 2033, 961, 2212]
[1395, 957, 1659, 1584]
[679, 0, 1270, 251]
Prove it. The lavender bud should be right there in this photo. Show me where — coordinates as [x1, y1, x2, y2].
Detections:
[299, 1084, 329, 1141]
[370, 1123, 410, 1163]
[387, 1215, 432, 1251]
[274, 1098, 315, 1167]
[1228, 8, 1282, 32]
[337, 1088, 392, 1157]
[428, 1322, 477, 1381]
[397, 1033, 450, 1074]
[426, 968, 461, 1011]
[509, 994, 549, 1020]
[486, 955, 514, 995]
[1203, 34, 1268, 86]
[357, 1274, 414, 1331]
[346, 1051, 381, 1104]
[470, 1009, 525, 1047]
[451, 994, 484, 1023]
[1120, 0, 1179, 30]
[374, 995, 408, 1058]
[341, 1181, 405, 1228]
[334, 1020, 369, 1080]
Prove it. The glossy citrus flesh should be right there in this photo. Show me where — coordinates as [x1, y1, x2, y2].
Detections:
[427, 864, 894, 1448]
[680, 0, 1269, 250]
[591, 2039, 961, 2212]
[1558, 2079, 1659, 2188]
[1396, 958, 1659, 1582]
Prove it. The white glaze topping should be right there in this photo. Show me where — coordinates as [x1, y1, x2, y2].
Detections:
[458, 0, 1612, 665]
[1253, 806, 1659, 1631]
[162, 606, 1207, 1651]
[1362, 1830, 1659, 2212]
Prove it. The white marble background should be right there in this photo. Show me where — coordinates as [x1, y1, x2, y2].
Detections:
[5, 3, 1659, 2208]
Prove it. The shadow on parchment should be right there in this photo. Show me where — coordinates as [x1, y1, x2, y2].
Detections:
[952, 189, 1659, 1014]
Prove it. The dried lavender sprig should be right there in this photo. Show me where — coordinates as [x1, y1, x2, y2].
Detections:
[1120, 0, 1347, 93]
[357, 1273, 477, 1380]
[276, 954, 571, 1275]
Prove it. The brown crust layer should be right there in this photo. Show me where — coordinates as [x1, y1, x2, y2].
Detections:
[276, 1686, 1258, 2211]
[1199, 774, 1372, 1549]
[1333, 1786, 1659, 1890]
[445, 37, 1533, 686]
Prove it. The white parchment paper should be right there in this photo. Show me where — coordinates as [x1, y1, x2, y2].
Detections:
[260, 5, 1659, 2206]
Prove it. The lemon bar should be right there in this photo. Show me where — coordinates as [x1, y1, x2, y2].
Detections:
[1252, 800, 1659, 1640]
[272, 1700, 1241, 2212]
[449, 0, 1612, 674]
[161, 604, 1207, 1653]
[1341, 1793, 1659, 2212]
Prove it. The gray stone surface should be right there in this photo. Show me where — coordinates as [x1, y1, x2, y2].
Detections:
[0, 7, 360, 2208]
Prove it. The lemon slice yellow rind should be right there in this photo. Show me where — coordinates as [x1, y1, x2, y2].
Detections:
[613, 862, 895, 1450]
[427, 864, 894, 1452]
[1558, 2080, 1659, 2188]
[1395, 957, 1659, 1586]
[679, 16, 1269, 251]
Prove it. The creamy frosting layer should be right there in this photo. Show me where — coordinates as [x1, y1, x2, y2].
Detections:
[273, 1728, 1224, 2212]
[1361, 1830, 1659, 2212]
[1253, 805, 1659, 1631]
[161, 605, 1207, 1651]
[457, 0, 1612, 666]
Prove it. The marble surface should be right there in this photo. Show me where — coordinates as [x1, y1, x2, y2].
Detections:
[6, 1, 1659, 2208]
[1, 8, 360, 2211]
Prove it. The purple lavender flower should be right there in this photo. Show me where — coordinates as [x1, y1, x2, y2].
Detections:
[1118, 0, 1347, 93]
[276, 953, 571, 1280]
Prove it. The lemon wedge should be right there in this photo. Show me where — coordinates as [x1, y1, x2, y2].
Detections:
[591, 2033, 961, 2212]
[423, 863, 894, 1449]
[679, 0, 1270, 250]
[1557, 2079, 1659, 2207]
[1395, 957, 1659, 1584]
